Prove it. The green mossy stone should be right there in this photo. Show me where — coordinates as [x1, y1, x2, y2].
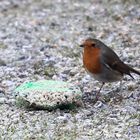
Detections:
[14, 80, 82, 110]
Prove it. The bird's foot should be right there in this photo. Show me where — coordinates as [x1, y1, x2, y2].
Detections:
[95, 93, 107, 104]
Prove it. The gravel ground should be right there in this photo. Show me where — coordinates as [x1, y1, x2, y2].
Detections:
[0, 0, 140, 139]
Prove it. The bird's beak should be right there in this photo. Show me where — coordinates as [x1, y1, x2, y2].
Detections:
[79, 44, 84, 48]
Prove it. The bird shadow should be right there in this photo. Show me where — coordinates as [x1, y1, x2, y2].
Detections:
[82, 89, 124, 106]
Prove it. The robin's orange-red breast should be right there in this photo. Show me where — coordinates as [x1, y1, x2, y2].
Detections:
[80, 38, 140, 98]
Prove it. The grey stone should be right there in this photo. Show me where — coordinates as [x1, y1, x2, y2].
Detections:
[14, 80, 82, 110]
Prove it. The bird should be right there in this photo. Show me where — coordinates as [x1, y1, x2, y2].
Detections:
[80, 38, 140, 99]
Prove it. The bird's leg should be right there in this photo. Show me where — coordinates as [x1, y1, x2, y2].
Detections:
[96, 82, 105, 99]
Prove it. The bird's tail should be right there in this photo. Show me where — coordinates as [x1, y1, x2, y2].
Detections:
[112, 61, 140, 78]
[129, 67, 140, 76]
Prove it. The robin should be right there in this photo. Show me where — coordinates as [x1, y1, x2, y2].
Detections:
[80, 38, 140, 98]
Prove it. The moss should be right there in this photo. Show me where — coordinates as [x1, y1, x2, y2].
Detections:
[15, 80, 81, 94]
[15, 97, 30, 108]
[44, 66, 57, 77]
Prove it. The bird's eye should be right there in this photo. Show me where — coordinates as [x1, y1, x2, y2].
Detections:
[91, 43, 95, 47]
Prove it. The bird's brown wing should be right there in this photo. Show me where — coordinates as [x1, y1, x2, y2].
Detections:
[100, 46, 138, 78]
[109, 61, 135, 78]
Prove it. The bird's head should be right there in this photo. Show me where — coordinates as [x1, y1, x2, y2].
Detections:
[80, 38, 103, 49]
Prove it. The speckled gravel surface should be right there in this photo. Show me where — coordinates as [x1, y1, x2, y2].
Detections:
[0, 0, 140, 139]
